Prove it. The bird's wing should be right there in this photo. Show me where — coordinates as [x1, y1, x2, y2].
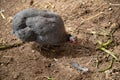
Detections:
[12, 8, 45, 32]
[26, 16, 59, 36]
[12, 8, 60, 33]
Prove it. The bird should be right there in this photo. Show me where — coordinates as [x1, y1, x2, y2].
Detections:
[12, 8, 77, 46]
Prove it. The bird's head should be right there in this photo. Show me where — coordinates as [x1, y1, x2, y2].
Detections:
[67, 34, 77, 44]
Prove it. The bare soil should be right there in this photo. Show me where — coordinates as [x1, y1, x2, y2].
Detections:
[0, 0, 120, 80]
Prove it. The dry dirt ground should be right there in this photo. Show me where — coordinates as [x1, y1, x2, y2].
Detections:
[0, 0, 120, 80]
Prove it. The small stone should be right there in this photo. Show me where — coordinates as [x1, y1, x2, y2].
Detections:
[53, 58, 58, 62]
[70, 62, 89, 72]
[108, 21, 111, 25]
[0, 63, 4, 66]
[32, 50, 35, 53]
[108, 8, 112, 11]
[13, 72, 20, 79]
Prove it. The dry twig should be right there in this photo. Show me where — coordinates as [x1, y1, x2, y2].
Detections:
[0, 43, 24, 50]
[0, 9, 5, 19]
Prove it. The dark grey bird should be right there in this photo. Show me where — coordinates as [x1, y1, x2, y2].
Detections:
[12, 8, 77, 45]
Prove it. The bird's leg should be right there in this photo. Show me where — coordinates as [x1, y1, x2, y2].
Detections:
[41, 44, 50, 51]
[41, 45, 57, 53]
[39, 44, 42, 52]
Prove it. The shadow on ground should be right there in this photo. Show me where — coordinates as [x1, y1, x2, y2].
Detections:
[32, 39, 96, 59]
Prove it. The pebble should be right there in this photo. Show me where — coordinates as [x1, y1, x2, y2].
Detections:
[70, 62, 89, 72]
[108, 8, 112, 11]
[13, 72, 20, 79]
[32, 50, 35, 53]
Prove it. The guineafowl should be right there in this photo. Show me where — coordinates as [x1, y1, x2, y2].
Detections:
[12, 8, 77, 45]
